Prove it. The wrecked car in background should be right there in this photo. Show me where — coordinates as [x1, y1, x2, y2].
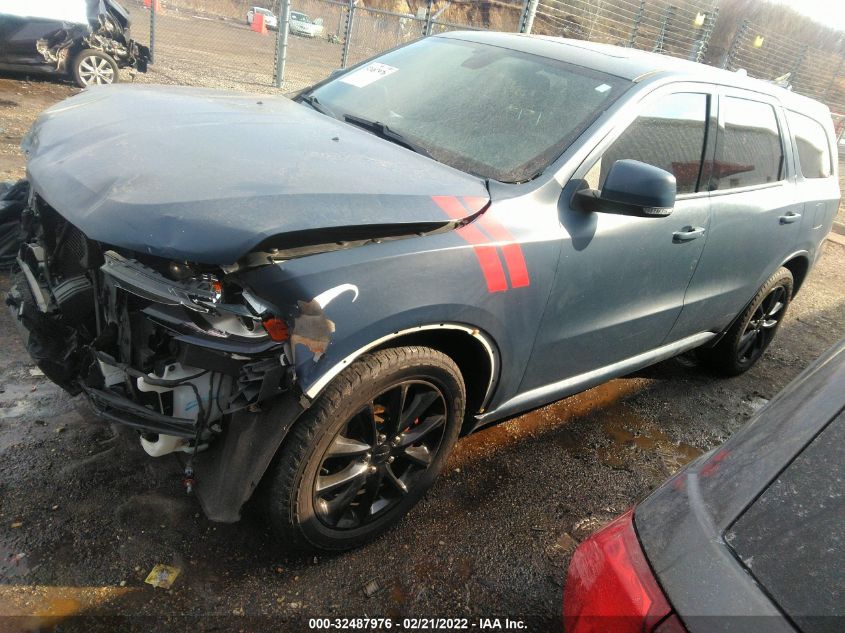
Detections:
[0, 0, 149, 87]
[289, 11, 324, 38]
[7, 33, 839, 552]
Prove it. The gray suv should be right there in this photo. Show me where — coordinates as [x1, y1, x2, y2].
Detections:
[8, 32, 840, 551]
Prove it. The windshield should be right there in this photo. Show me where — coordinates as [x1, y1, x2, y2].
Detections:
[292, 12, 309, 21]
[308, 37, 629, 182]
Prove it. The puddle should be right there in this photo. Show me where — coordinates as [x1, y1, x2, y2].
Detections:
[451, 378, 702, 476]
[453, 379, 647, 465]
[0, 379, 66, 419]
[0, 584, 133, 624]
[599, 404, 703, 473]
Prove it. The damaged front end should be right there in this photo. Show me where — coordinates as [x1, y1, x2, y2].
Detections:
[36, 1, 150, 76]
[7, 193, 297, 465]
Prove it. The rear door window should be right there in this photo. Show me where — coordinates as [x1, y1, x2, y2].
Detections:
[787, 110, 832, 179]
[587, 92, 709, 195]
[725, 412, 844, 633]
[713, 96, 784, 190]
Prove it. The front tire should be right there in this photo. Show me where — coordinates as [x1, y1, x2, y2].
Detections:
[698, 267, 793, 376]
[264, 346, 465, 551]
[72, 49, 119, 87]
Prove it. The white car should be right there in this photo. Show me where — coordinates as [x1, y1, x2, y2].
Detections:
[246, 7, 278, 30]
[289, 11, 324, 37]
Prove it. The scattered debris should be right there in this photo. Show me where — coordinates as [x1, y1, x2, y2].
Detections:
[362, 579, 381, 598]
[10, 522, 22, 529]
[144, 564, 181, 589]
[28, 368, 44, 377]
[557, 533, 578, 552]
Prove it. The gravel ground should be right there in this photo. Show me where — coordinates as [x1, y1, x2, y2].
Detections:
[1, 62, 845, 632]
[1, 247, 844, 633]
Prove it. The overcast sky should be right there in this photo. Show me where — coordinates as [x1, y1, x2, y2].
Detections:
[779, 0, 845, 33]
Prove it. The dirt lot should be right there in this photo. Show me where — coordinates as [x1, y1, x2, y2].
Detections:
[2, 67, 845, 632]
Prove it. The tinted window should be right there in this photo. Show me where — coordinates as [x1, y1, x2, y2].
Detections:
[726, 413, 844, 633]
[589, 92, 708, 194]
[788, 110, 832, 179]
[311, 38, 630, 182]
[713, 97, 783, 190]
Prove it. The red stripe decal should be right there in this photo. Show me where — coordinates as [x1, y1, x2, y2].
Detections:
[469, 200, 531, 289]
[432, 196, 508, 293]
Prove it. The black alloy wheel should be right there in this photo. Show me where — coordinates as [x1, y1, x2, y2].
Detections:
[735, 284, 788, 365]
[263, 346, 465, 551]
[313, 380, 447, 529]
[698, 267, 794, 376]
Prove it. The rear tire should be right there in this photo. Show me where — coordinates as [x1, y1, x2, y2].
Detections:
[263, 346, 465, 552]
[698, 267, 793, 376]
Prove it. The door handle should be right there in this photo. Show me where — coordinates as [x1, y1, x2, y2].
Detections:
[779, 211, 802, 224]
[673, 226, 706, 242]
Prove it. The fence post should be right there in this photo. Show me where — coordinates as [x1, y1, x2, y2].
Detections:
[628, 0, 645, 48]
[789, 44, 809, 87]
[274, 0, 290, 87]
[519, 0, 538, 34]
[692, 7, 718, 63]
[723, 19, 749, 69]
[149, 0, 156, 64]
[340, 0, 356, 68]
[423, 0, 434, 37]
[652, 4, 675, 53]
[824, 56, 844, 100]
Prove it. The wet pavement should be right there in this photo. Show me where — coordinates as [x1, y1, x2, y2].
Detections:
[1, 241, 844, 632]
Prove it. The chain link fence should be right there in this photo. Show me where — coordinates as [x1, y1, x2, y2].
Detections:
[125, 0, 845, 127]
[533, 0, 718, 61]
[722, 18, 845, 124]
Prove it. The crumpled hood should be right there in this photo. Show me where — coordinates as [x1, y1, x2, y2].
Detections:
[23, 85, 489, 264]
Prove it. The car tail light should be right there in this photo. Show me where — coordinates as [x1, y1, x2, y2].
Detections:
[563, 508, 685, 633]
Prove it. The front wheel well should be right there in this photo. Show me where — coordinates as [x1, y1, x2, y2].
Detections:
[371, 329, 497, 434]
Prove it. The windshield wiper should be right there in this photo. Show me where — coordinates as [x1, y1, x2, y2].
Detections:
[343, 114, 433, 159]
[298, 94, 334, 117]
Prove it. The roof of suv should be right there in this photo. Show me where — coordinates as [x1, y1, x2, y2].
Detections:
[438, 31, 830, 119]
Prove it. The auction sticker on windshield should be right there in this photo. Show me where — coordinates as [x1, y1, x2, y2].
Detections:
[340, 63, 399, 88]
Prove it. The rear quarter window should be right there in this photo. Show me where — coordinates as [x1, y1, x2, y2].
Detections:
[713, 96, 784, 190]
[787, 110, 833, 179]
[725, 412, 844, 633]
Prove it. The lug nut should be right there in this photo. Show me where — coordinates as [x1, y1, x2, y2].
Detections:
[393, 436, 402, 444]
[365, 453, 371, 461]
[378, 434, 386, 443]
[388, 456, 395, 463]
[368, 465, 377, 473]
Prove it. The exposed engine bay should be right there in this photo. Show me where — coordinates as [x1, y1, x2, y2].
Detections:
[6, 192, 295, 461]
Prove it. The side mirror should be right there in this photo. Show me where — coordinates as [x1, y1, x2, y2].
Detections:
[576, 159, 676, 217]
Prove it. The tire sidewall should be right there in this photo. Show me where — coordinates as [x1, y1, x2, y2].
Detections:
[728, 268, 793, 372]
[290, 351, 464, 550]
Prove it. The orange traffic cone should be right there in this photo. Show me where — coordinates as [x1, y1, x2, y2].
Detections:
[251, 12, 268, 35]
[143, 0, 162, 11]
